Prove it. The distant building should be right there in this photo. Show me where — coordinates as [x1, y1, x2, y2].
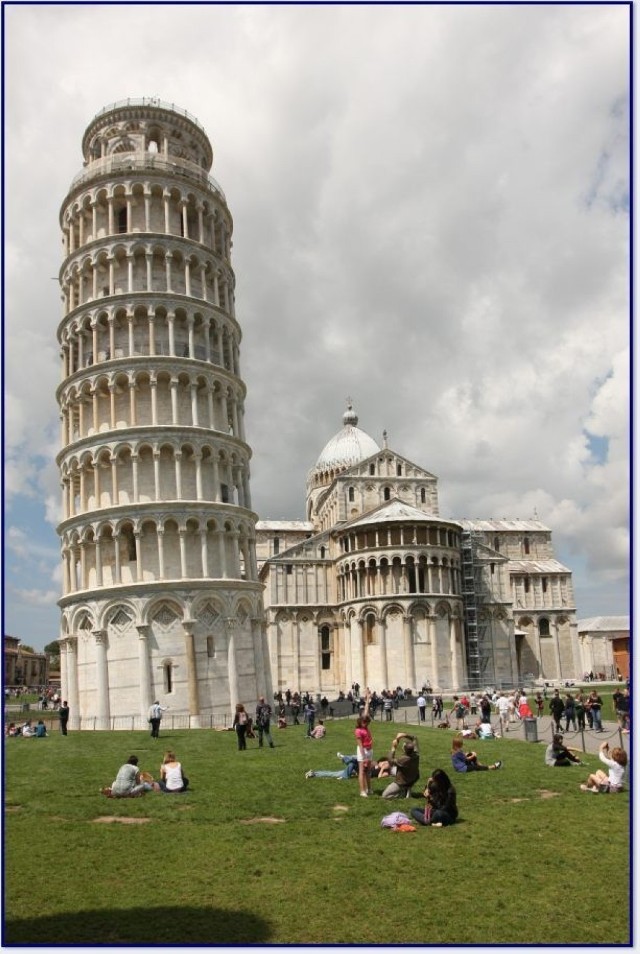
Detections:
[577, 616, 630, 679]
[257, 404, 581, 694]
[4, 637, 49, 688]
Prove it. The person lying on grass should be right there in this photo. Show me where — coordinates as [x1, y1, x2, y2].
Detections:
[451, 737, 501, 773]
[411, 769, 458, 827]
[544, 733, 583, 767]
[305, 753, 394, 781]
[102, 755, 159, 798]
[305, 753, 358, 780]
[580, 741, 627, 793]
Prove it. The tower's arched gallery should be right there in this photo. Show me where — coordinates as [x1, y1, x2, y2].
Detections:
[56, 101, 579, 728]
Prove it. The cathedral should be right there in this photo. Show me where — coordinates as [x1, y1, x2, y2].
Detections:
[256, 404, 579, 696]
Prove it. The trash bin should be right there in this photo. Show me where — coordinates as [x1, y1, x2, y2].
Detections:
[523, 717, 538, 743]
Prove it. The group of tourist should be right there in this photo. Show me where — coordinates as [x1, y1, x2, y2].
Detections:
[102, 751, 189, 797]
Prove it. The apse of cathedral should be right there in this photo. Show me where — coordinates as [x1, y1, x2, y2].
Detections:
[256, 403, 578, 695]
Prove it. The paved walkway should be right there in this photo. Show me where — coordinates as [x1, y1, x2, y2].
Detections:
[351, 708, 629, 756]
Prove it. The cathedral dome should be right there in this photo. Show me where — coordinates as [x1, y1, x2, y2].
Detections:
[314, 404, 380, 472]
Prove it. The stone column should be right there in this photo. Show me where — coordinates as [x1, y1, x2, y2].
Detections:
[136, 624, 153, 725]
[449, 616, 460, 691]
[356, 619, 366, 689]
[379, 615, 389, 689]
[403, 614, 416, 689]
[226, 618, 240, 712]
[93, 629, 111, 730]
[292, 616, 301, 690]
[59, 637, 68, 703]
[66, 637, 80, 730]
[252, 616, 267, 699]
[428, 616, 439, 689]
[183, 620, 201, 728]
[551, 618, 562, 681]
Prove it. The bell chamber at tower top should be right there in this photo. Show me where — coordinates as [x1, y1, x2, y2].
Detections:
[67, 99, 224, 201]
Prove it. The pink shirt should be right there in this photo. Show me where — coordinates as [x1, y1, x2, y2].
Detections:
[355, 726, 373, 750]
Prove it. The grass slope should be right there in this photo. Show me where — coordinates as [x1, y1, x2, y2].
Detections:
[4, 720, 630, 945]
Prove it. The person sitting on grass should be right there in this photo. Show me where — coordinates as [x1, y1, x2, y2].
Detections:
[581, 741, 627, 793]
[309, 719, 326, 739]
[34, 720, 47, 737]
[411, 769, 458, 827]
[305, 753, 358, 780]
[21, 721, 35, 738]
[451, 737, 501, 773]
[381, 733, 420, 799]
[159, 750, 189, 793]
[474, 719, 494, 739]
[102, 755, 158, 798]
[544, 733, 583, 767]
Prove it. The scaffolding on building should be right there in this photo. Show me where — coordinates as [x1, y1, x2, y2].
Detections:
[461, 530, 494, 690]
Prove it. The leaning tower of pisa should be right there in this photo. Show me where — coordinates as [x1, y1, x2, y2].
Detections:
[56, 99, 271, 729]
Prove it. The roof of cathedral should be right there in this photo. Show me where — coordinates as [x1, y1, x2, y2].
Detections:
[255, 521, 314, 531]
[313, 404, 380, 472]
[342, 499, 451, 529]
[576, 616, 629, 633]
[508, 559, 571, 574]
[459, 518, 551, 532]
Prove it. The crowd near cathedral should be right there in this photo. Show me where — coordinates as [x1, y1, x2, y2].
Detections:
[52, 98, 613, 731]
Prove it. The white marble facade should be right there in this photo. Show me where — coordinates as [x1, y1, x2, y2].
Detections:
[257, 407, 579, 695]
[57, 100, 268, 728]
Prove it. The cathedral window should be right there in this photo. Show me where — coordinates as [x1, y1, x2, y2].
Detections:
[523, 537, 530, 555]
[348, 487, 355, 502]
[542, 577, 548, 593]
[539, 618, 550, 637]
[493, 536, 500, 551]
[273, 536, 280, 555]
[420, 488, 426, 503]
[369, 463, 375, 475]
[320, 546, 326, 558]
[397, 464, 402, 476]
[207, 636, 215, 657]
[286, 564, 293, 575]
[524, 578, 530, 594]
[383, 486, 391, 501]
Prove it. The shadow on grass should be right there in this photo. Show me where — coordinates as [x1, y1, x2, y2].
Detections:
[5, 905, 272, 944]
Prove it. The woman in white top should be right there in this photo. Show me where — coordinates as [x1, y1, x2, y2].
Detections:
[581, 741, 627, 793]
[159, 751, 189, 793]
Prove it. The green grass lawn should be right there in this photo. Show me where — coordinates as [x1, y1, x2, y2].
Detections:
[4, 718, 630, 945]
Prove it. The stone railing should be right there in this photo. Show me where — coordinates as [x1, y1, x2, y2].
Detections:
[69, 153, 225, 201]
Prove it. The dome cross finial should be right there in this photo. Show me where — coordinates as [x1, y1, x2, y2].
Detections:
[343, 398, 358, 427]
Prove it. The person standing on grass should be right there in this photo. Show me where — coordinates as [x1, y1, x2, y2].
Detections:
[233, 703, 250, 750]
[148, 700, 167, 738]
[304, 698, 316, 738]
[256, 696, 275, 748]
[417, 693, 427, 722]
[479, 694, 492, 726]
[616, 688, 630, 732]
[355, 692, 374, 797]
[496, 693, 510, 734]
[58, 700, 70, 735]
[574, 691, 586, 730]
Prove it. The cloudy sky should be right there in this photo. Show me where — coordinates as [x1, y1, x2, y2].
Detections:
[4, 4, 630, 650]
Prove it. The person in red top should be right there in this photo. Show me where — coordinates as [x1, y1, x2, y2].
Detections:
[355, 691, 374, 797]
